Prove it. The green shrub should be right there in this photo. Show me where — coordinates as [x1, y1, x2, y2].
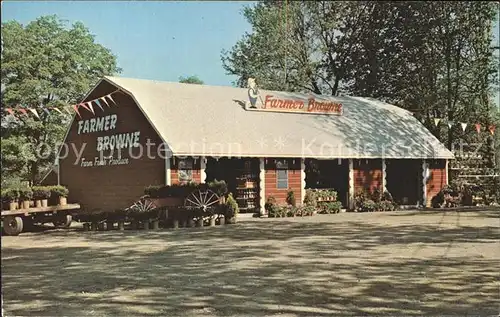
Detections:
[377, 200, 396, 211]
[303, 189, 317, 207]
[144, 185, 161, 198]
[208, 179, 228, 197]
[286, 190, 296, 207]
[18, 187, 33, 201]
[32, 186, 51, 200]
[1, 188, 19, 203]
[431, 190, 445, 208]
[225, 192, 239, 217]
[321, 201, 342, 214]
[317, 189, 337, 200]
[50, 185, 69, 198]
[382, 190, 394, 202]
[265, 196, 279, 217]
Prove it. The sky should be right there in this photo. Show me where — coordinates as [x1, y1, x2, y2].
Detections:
[1, 1, 254, 87]
[1, 0, 499, 104]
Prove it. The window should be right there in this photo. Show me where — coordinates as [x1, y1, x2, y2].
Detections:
[276, 159, 289, 189]
[178, 159, 193, 183]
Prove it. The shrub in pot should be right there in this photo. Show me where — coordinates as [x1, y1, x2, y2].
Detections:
[2, 188, 19, 211]
[225, 193, 239, 224]
[32, 186, 51, 207]
[18, 188, 33, 209]
[286, 190, 296, 207]
[303, 189, 317, 208]
[50, 186, 69, 206]
[208, 179, 228, 202]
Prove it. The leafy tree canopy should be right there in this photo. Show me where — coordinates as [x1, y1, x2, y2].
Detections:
[179, 75, 204, 85]
[1, 15, 121, 185]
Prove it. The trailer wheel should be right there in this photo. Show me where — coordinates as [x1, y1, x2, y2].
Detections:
[3, 216, 24, 236]
[53, 214, 72, 228]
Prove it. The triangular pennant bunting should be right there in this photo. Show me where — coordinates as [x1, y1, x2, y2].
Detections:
[100, 97, 110, 107]
[52, 107, 63, 115]
[18, 108, 28, 116]
[106, 94, 116, 105]
[475, 123, 481, 134]
[94, 99, 104, 111]
[447, 121, 454, 128]
[28, 108, 40, 119]
[434, 118, 441, 126]
[5, 108, 15, 115]
[460, 122, 467, 132]
[79, 102, 91, 113]
[72, 105, 81, 118]
[489, 125, 496, 135]
[87, 102, 95, 115]
[43, 108, 51, 116]
[64, 106, 73, 115]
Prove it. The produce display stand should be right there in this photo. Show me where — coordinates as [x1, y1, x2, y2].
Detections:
[1, 203, 81, 236]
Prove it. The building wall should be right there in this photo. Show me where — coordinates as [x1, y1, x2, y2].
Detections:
[40, 169, 58, 186]
[264, 158, 302, 205]
[426, 159, 447, 207]
[59, 80, 165, 212]
[353, 159, 383, 194]
[170, 157, 202, 185]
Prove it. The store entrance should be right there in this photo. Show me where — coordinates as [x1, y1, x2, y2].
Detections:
[305, 159, 349, 207]
[386, 159, 421, 205]
[205, 158, 260, 213]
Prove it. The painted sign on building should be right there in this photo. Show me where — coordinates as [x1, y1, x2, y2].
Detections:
[245, 78, 343, 115]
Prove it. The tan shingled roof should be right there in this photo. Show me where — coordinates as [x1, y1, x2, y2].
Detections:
[103, 76, 454, 159]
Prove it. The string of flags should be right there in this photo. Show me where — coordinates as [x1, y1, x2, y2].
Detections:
[2, 90, 119, 120]
[431, 117, 495, 135]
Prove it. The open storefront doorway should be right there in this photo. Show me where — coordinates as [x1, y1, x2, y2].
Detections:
[205, 158, 260, 213]
[305, 159, 349, 207]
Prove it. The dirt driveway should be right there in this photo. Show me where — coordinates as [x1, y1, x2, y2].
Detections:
[2, 210, 499, 316]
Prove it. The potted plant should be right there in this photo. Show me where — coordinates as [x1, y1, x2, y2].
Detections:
[50, 185, 69, 206]
[2, 188, 19, 211]
[32, 186, 51, 208]
[225, 193, 239, 224]
[286, 190, 296, 207]
[18, 187, 33, 209]
[208, 179, 228, 203]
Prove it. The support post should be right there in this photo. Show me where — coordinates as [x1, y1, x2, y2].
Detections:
[259, 158, 266, 215]
[382, 159, 387, 192]
[445, 159, 449, 185]
[348, 159, 354, 210]
[200, 156, 207, 184]
[165, 157, 171, 186]
[301, 159, 306, 204]
[422, 159, 428, 207]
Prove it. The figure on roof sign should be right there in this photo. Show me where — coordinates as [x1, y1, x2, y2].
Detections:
[246, 78, 264, 109]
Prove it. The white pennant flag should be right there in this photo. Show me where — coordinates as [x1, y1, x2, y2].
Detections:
[87, 102, 95, 115]
[53, 107, 63, 115]
[107, 94, 116, 105]
[434, 118, 441, 126]
[447, 121, 454, 128]
[28, 108, 40, 119]
[100, 97, 110, 107]
[461, 122, 467, 132]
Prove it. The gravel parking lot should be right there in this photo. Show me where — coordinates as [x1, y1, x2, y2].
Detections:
[2, 210, 499, 316]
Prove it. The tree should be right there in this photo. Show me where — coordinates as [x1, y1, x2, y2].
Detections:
[179, 75, 204, 85]
[1, 15, 121, 185]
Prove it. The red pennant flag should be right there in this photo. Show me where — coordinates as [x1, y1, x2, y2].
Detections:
[475, 123, 481, 134]
[489, 125, 496, 135]
[5, 108, 15, 115]
[72, 104, 81, 118]
[18, 108, 28, 116]
[79, 102, 90, 113]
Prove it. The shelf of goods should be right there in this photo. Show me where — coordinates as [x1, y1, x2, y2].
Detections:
[235, 174, 259, 211]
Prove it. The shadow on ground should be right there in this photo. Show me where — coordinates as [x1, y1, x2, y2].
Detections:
[2, 211, 499, 316]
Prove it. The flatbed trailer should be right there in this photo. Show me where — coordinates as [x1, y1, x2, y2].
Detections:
[1, 204, 81, 236]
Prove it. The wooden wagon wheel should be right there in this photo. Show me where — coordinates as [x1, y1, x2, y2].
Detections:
[184, 189, 220, 211]
[2, 216, 24, 236]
